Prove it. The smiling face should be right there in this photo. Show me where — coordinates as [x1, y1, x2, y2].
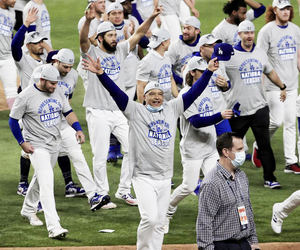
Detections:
[182, 25, 200, 44]
[108, 9, 124, 25]
[57, 62, 73, 77]
[144, 89, 164, 107]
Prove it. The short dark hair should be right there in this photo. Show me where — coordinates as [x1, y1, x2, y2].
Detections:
[223, 0, 247, 15]
[216, 132, 242, 156]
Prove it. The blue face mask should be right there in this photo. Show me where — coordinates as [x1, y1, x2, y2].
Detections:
[146, 104, 163, 113]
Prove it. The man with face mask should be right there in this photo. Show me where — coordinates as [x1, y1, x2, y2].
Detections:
[82, 51, 219, 250]
[196, 132, 260, 250]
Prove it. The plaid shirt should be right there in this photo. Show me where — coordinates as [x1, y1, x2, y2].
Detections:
[196, 161, 258, 250]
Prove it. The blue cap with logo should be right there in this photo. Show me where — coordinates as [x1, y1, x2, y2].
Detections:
[211, 43, 234, 61]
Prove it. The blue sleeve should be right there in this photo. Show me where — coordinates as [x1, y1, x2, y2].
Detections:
[8, 117, 24, 145]
[27, 24, 36, 32]
[172, 70, 183, 86]
[182, 69, 213, 111]
[298, 117, 300, 133]
[63, 109, 73, 117]
[188, 112, 223, 128]
[11, 24, 28, 61]
[131, 3, 144, 24]
[214, 119, 232, 136]
[138, 36, 149, 49]
[97, 73, 129, 111]
[253, 4, 266, 18]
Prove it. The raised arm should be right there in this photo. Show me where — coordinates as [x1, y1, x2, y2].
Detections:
[128, 3, 163, 51]
[183, 0, 199, 18]
[245, 0, 265, 18]
[82, 54, 129, 111]
[11, 7, 39, 61]
[188, 110, 233, 128]
[80, 3, 96, 53]
[182, 58, 218, 111]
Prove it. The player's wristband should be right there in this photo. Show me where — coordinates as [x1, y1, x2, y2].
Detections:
[72, 121, 82, 131]
[280, 84, 286, 91]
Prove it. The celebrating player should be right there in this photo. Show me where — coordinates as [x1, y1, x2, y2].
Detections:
[8, 65, 91, 239]
[79, 2, 161, 208]
[253, 0, 300, 173]
[82, 51, 219, 250]
[225, 20, 286, 189]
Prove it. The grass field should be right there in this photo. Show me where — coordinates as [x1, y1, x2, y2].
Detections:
[1, 0, 300, 247]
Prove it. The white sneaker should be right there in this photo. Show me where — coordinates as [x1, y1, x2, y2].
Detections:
[21, 212, 43, 226]
[115, 192, 138, 206]
[271, 203, 283, 234]
[48, 226, 68, 239]
[101, 202, 117, 209]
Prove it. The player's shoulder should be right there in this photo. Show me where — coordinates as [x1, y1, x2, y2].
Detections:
[288, 21, 300, 32]
[212, 19, 227, 32]
[259, 21, 275, 33]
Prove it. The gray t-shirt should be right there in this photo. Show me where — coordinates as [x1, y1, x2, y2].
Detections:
[212, 9, 255, 46]
[23, 0, 51, 46]
[179, 86, 217, 160]
[82, 41, 130, 110]
[257, 21, 300, 92]
[16, 51, 44, 90]
[29, 65, 78, 129]
[225, 46, 273, 115]
[0, 7, 15, 60]
[123, 97, 184, 180]
[9, 84, 72, 153]
[166, 37, 201, 78]
[136, 49, 173, 101]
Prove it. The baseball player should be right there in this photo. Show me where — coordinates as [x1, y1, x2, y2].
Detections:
[12, 10, 85, 198]
[135, 0, 161, 31]
[212, 0, 265, 46]
[30, 49, 110, 209]
[82, 52, 219, 250]
[0, 0, 18, 109]
[9, 64, 108, 239]
[271, 190, 300, 234]
[154, 0, 199, 42]
[165, 16, 201, 88]
[79, 2, 160, 208]
[136, 28, 178, 103]
[23, 0, 52, 48]
[225, 20, 287, 189]
[165, 56, 233, 234]
[253, 0, 300, 173]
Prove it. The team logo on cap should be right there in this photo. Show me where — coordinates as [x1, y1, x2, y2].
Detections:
[218, 47, 223, 55]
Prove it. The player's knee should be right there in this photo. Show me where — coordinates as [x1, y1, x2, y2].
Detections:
[182, 182, 197, 193]
[142, 215, 159, 229]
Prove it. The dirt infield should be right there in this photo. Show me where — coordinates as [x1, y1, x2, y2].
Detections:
[2, 243, 300, 250]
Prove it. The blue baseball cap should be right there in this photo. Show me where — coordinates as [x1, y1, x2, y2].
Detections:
[211, 43, 234, 61]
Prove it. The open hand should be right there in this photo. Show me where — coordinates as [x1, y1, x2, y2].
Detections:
[82, 54, 104, 75]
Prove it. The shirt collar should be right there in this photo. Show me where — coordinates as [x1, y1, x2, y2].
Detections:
[277, 24, 288, 29]
[179, 34, 201, 47]
[217, 160, 241, 180]
[234, 41, 256, 53]
[113, 21, 125, 30]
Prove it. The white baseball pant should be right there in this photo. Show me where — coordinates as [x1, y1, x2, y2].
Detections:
[76, 58, 88, 91]
[21, 148, 61, 232]
[266, 89, 298, 165]
[160, 14, 182, 43]
[179, 0, 191, 24]
[132, 176, 171, 250]
[0, 57, 18, 109]
[86, 108, 132, 195]
[59, 125, 99, 200]
[169, 152, 218, 208]
[275, 190, 300, 219]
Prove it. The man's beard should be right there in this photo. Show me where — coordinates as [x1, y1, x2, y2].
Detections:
[234, 16, 242, 25]
[103, 39, 116, 52]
